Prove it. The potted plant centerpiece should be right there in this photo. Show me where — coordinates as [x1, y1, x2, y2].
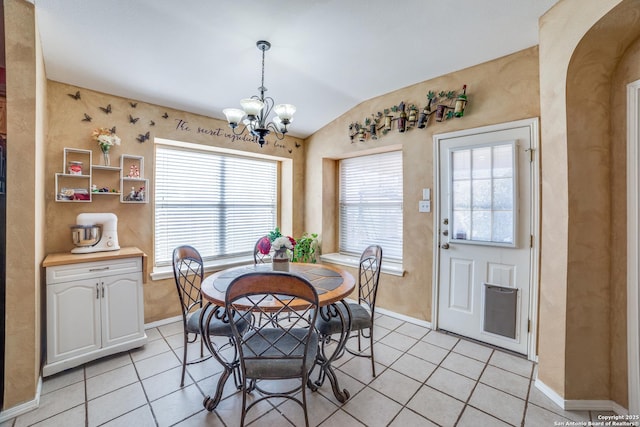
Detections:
[258, 228, 319, 270]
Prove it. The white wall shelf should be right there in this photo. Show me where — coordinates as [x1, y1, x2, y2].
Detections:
[120, 155, 149, 203]
[54, 148, 148, 203]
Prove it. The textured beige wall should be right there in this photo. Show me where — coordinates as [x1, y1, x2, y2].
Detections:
[3, 0, 45, 410]
[610, 30, 640, 408]
[566, 0, 640, 402]
[45, 81, 305, 323]
[305, 47, 541, 321]
[538, 0, 638, 405]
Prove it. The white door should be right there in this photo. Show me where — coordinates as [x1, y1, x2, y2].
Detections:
[436, 121, 536, 355]
[47, 279, 101, 362]
[101, 273, 145, 347]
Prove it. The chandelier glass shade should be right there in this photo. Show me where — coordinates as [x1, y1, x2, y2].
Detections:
[222, 40, 296, 147]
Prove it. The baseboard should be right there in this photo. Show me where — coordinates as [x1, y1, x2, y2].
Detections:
[144, 315, 181, 329]
[375, 305, 432, 329]
[0, 377, 42, 423]
[535, 378, 629, 414]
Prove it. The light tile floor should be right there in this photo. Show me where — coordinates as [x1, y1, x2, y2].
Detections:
[1, 313, 615, 427]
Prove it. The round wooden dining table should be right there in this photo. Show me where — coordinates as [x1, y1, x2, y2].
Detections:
[199, 262, 356, 410]
[201, 262, 355, 308]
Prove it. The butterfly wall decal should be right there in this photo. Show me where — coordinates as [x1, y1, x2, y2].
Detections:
[129, 115, 140, 124]
[162, 112, 169, 119]
[99, 104, 112, 114]
[136, 131, 150, 143]
[67, 91, 81, 100]
[149, 120, 155, 126]
[129, 102, 137, 108]
[288, 149, 293, 153]
[82, 113, 92, 122]
[109, 126, 116, 134]
[295, 142, 301, 148]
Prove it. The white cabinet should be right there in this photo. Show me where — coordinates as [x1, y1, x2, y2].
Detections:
[43, 252, 147, 376]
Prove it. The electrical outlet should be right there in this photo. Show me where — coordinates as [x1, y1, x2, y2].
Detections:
[419, 200, 431, 212]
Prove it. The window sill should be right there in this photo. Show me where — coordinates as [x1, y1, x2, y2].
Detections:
[150, 255, 254, 281]
[319, 253, 405, 277]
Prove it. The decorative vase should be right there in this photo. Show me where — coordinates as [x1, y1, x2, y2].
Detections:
[272, 249, 290, 272]
[102, 150, 111, 166]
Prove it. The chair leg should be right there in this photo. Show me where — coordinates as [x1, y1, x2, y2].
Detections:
[369, 327, 376, 377]
[240, 382, 248, 427]
[200, 332, 204, 358]
[180, 332, 188, 387]
[301, 373, 310, 427]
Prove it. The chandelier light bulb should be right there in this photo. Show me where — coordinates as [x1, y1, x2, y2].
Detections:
[240, 98, 265, 117]
[273, 116, 287, 132]
[274, 104, 296, 122]
[222, 108, 246, 127]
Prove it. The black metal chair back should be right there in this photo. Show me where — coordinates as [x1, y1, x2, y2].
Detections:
[358, 244, 383, 312]
[173, 245, 204, 321]
[225, 272, 319, 427]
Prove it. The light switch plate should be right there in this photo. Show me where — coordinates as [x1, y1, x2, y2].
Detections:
[423, 188, 431, 200]
[419, 200, 431, 212]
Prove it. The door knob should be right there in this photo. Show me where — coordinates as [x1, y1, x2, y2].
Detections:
[441, 243, 450, 249]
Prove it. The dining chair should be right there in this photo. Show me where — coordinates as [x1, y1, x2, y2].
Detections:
[172, 245, 243, 387]
[315, 244, 383, 376]
[225, 272, 319, 427]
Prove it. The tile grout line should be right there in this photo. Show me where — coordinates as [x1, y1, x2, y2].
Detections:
[84, 366, 88, 427]
[132, 338, 161, 427]
[519, 362, 536, 427]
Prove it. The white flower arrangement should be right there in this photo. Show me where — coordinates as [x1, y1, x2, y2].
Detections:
[92, 128, 121, 152]
[271, 236, 295, 251]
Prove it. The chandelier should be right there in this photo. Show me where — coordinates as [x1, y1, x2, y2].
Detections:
[222, 40, 296, 147]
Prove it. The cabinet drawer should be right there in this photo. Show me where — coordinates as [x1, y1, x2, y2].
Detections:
[46, 257, 142, 284]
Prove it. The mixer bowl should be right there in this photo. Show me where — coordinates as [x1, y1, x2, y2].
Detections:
[71, 224, 102, 247]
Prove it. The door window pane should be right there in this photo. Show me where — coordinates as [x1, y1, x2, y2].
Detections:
[450, 142, 516, 246]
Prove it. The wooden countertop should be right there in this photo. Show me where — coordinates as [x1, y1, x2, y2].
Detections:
[43, 247, 148, 282]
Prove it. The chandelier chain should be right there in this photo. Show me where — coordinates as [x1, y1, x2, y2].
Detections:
[260, 45, 266, 95]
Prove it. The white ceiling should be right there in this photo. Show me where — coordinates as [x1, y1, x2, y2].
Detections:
[32, 0, 558, 139]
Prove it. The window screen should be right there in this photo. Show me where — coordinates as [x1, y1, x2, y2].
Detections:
[339, 151, 403, 261]
[154, 144, 277, 266]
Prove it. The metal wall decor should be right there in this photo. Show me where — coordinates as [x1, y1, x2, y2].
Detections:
[348, 85, 469, 143]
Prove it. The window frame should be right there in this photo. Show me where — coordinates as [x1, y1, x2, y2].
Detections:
[153, 139, 280, 270]
[337, 150, 403, 263]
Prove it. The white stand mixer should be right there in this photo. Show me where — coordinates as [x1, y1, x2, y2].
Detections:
[71, 213, 121, 254]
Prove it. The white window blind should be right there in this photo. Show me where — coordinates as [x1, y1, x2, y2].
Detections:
[154, 145, 277, 267]
[339, 151, 403, 261]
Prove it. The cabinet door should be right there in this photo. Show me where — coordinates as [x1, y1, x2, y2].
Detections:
[47, 279, 101, 362]
[101, 272, 145, 347]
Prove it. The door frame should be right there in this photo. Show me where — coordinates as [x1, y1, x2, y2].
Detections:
[626, 79, 640, 415]
[432, 118, 540, 361]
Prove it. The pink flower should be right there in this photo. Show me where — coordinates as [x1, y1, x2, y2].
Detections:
[257, 237, 271, 255]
